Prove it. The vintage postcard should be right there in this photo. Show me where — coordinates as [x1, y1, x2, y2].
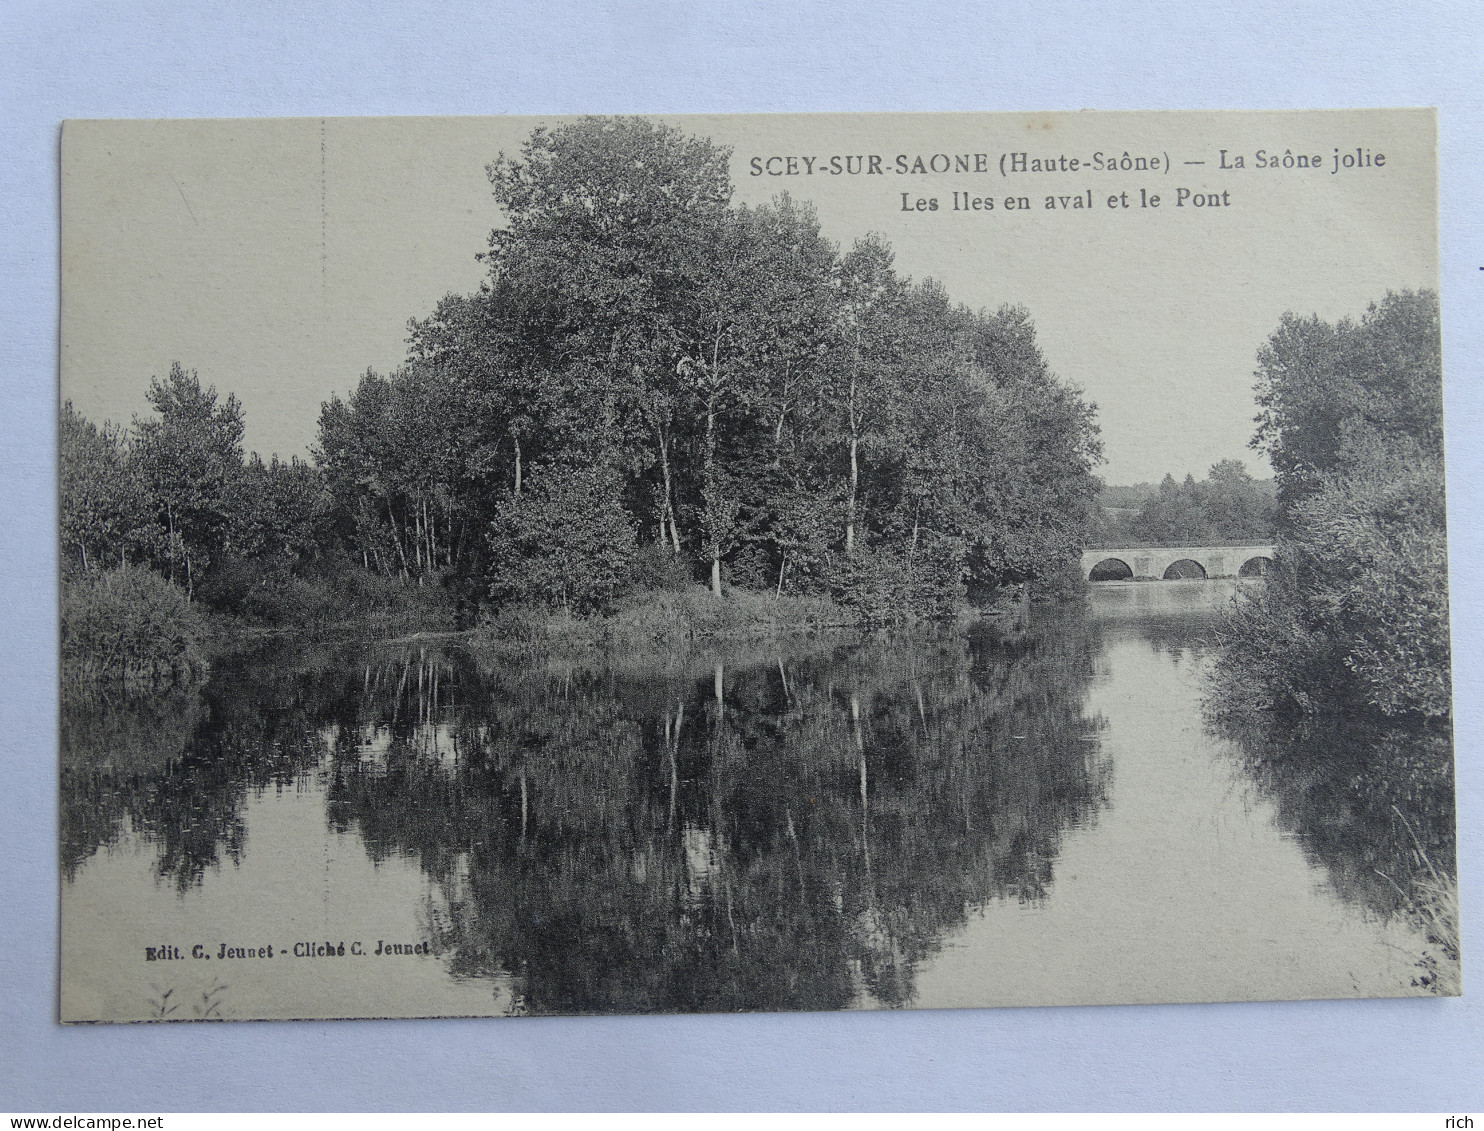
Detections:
[58, 110, 1456, 1022]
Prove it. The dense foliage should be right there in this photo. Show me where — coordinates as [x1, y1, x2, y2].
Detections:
[61, 370, 450, 676]
[319, 117, 1102, 613]
[60, 117, 1104, 657]
[60, 565, 207, 684]
[61, 369, 340, 597]
[1214, 290, 1449, 719]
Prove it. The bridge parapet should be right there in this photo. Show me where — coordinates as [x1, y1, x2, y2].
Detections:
[1081, 545, 1275, 581]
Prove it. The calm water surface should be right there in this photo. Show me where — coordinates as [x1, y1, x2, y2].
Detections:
[60, 581, 1456, 1020]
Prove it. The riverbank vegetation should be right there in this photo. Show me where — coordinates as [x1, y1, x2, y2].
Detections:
[1208, 288, 1455, 991]
[61, 116, 1102, 681]
[1211, 289, 1449, 721]
[59, 565, 208, 685]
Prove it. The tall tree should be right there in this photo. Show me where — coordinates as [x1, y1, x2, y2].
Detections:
[227, 453, 334, 575]
[485, 115, 735, 559]
[832, 234, 908, 557]
[59, 402, 151, 572]
[957, 304, 1102, 592]
[316, 361, 484, 579]
[1221, 289, 1448, 718]
[673, 199, 840, 594]
[1254, 290, 1443, 512]
[131, 363, 246, 597]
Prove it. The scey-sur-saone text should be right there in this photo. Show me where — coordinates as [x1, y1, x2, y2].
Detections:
[746, 151, 1169, 177]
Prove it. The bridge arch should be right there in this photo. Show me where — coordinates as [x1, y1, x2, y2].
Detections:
[1162, 558, 1207, 580]
[1087, 557, 1133, 581]
[1239, 555, 1274, 577]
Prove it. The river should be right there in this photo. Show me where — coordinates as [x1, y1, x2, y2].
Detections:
[59, 580, 1457, 1021]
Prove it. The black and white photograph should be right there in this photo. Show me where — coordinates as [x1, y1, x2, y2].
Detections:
[57, 109, 1456, 1023]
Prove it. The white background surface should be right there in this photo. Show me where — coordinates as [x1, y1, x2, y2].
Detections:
[2, 0, 1480, 1111]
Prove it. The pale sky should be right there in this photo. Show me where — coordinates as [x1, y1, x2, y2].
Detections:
[60, 110, 1437, 485]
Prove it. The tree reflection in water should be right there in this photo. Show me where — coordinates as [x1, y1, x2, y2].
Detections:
[62, 607, 1107, 1015]
[61, 642, 358, 890]
[1209, 708, 1458, 992]
[1123, 587, 1458, 993]
[322, 612, 1108, 1013]
[60, 584, 1458, 1013]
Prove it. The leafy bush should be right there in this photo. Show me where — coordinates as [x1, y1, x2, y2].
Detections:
[191, 554, 456, 635]
[721, 543, 774, 591]
[61, 566, 207, 684]
[486, 466, 637, 614]
[606, 587, 847, 645]
[474, 584, 851, 654]
[624, 542, 697, 594]
[332, 569, 457, 632]
[473, 603, 554, 649]
[1214, 452, 1451, 719]
[824, 535, 967, 623]
[1288, 454, 1449, 717]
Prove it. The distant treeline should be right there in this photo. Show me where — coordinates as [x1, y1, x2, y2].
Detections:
[1214, 289, 1449, 720]
[60, 115, 1104, 667]
[1094, 461, 1276, 546]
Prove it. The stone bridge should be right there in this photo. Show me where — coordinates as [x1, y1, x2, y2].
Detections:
[1081, 544, 1275, 581]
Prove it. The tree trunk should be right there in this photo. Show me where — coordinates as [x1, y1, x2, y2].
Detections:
[656, 426, 680, 554]
[424, 499, 432, 570]
[853, 692, 870, 872]
[513, 433, 523, 497]
[703, 328, 727, 597]
[165, 501, 177, 586]
[846, 360, 860, 555]
[388, 504, 411, 578]
[846, 432, 859, 555]
[705, 400, 722, 597]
